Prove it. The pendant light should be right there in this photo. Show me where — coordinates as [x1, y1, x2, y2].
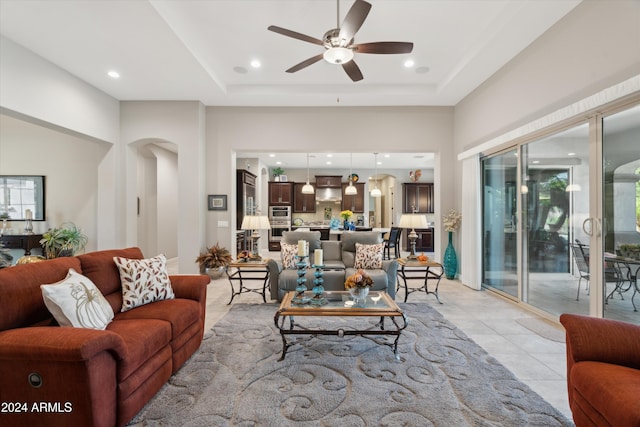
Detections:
[345, 152, 357, 195]
[302, 153, 314, 194]
[370, 152, 381, 197]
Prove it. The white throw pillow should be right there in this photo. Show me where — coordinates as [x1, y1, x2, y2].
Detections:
[41, 268, 114, 330]
[114, 254, 175, 312]
[354, 242, 384, 269]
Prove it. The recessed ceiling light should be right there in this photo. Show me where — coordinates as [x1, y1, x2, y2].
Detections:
[404, 59, 415, 68]
[326, 154, 333, 158]
[326, 161, 332, 165]
[107, 70, 120, 79]
[250, 59, 261, 68]
[384, 154, 390, 158]
[276, 161, 282, 165]
[532, 160, 540, 164]
[269, 153, 275, 157]
[568, 152, 576, 156]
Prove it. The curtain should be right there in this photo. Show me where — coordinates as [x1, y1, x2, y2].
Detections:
[460, 154, 482, 290]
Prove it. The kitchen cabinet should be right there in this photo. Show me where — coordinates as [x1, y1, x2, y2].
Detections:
[269, 182, 293, 206]
[315, 175, 342, 188]
[293, 183, 316, 213]
[236, 169, 256, 229]
[341, 183, 365, 213]
[405, 228, 434, 253]
[402, 183, 434, 213]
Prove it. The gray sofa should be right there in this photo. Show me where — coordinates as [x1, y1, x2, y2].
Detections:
[267, 231, 398, 301]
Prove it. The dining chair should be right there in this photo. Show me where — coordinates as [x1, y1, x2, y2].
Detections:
[383, 227, 402, 260]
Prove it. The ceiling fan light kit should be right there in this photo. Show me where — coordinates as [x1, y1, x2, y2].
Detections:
[268, 0, 413, 82]
[323, 47, 354, 65]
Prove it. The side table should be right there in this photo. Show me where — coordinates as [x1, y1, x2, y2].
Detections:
[225, 259, 270, 304]
[396, 258, 444, 303]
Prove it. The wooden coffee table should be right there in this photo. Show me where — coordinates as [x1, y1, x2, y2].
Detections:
[274, 291, 408, 361]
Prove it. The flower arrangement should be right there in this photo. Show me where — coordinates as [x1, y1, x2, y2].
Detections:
[340, 210, 353, 221]
[443, 209, 462, 232]
[344, 269, 374, 289]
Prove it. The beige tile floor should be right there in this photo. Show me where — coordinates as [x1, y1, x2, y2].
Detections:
[170, 256, 573, 422]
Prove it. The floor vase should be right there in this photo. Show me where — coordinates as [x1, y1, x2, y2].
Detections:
[443, 231, 457, 279]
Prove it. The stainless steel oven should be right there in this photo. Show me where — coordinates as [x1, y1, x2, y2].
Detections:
[269, 206, 291, 221]
[268, 223, 290, 241]
[269, 206, 291, 241]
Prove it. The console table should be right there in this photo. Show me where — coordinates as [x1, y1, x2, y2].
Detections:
[0, 234, 43, 256]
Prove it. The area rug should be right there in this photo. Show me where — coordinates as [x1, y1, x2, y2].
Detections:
[129, 303, 572, 426]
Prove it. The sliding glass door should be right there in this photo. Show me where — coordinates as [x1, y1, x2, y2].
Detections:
[520, 124, 590, 316]
[482, 149, 518, 298]
[602, 105, 640, 323]
[480, 101, 639, 325]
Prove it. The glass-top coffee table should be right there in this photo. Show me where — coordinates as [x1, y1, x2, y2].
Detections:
[274, 291, 408, 361]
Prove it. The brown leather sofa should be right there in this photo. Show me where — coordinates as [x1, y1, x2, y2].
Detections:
[560, 313, 640, 427]
[0, 247, 210, 427]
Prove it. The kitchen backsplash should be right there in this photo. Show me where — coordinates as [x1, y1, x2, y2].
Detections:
[292, 201, 435, 228]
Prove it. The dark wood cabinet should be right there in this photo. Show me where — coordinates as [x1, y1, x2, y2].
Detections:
[403, 183, 434, 213]
[293, 183, 316, 213]
[341, 183, 365, 213]
[236, 169, 256, 229]
[268, 182, 294, 206]
[315, 175, 342, 188]
[0, 233, 43, 255]
[405, 228, 434, 252]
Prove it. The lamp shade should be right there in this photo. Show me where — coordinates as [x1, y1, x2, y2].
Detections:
[370, 187, 381, 197]
[240, 215, 271, 230]
[345, 183, 357, 195]
[302, 183, 315, 194]
[398, 214, 428, 229]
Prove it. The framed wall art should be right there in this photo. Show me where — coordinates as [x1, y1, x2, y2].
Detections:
[208, 194, 227, 211]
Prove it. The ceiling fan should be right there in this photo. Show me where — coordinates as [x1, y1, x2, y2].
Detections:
[267, 0, 413, 82]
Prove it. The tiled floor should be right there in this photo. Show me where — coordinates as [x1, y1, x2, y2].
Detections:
[170, 256, 573, 422]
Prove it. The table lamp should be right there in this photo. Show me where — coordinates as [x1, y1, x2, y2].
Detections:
[240, 215, 271, 260]
[398, 213, 428, 259]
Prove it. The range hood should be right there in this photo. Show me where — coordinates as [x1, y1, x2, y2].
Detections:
[315, 187, 342, 202]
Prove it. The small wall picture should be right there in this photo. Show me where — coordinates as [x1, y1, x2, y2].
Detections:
[279, 175, 288, 182]
[208, 195, 227, 211]
[324, 207, 332, 220]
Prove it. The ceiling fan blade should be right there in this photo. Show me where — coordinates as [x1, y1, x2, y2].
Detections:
[338, 0, 372, 43]
[268, 25, 324, 46]
[353, 42, 414, 54]
[286, 53, 325, 73]
[342, 60, 364, 82]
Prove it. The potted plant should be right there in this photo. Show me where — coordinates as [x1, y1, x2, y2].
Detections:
[40, 222, 88, 258]
[272, 167, 284, 182]
[195, 243, 233, 279]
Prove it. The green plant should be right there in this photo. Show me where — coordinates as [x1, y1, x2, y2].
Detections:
[40, 222, 88, 258]
[273, 167, 284, 176]
[195, 243, 232, 272]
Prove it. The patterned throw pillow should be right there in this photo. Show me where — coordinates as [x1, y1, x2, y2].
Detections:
[41, 268, 114, 330]
[354, 242, 384, 269]
[281, 243, 298, 269]
[114, 254, 175, 312]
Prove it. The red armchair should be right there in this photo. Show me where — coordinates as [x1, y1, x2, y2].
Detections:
[560, 313, 640, 427]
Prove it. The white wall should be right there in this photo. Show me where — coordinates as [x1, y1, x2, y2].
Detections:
[0, 114, 110, 259]
[455, 0, 640, 151]
[120, 101, 206, 273]
[0, 37, 119, 144]
[207, 106, 455, 257]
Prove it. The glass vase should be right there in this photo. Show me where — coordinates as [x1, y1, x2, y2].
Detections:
[348, 287, 369, 307]
[443, 231, 458, 279]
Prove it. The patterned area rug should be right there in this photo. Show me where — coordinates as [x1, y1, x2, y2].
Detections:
[129, 303, 572, 426]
